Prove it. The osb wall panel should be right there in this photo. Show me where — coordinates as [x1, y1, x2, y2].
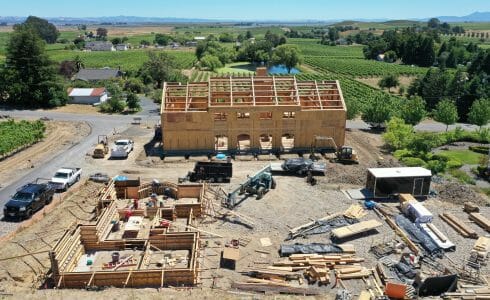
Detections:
[162, 108, 346, 152]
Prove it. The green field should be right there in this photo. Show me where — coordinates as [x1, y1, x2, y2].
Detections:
[48, 49, 196, 72]
[216, 62, 256, 75]
[438, 149, 484, 165]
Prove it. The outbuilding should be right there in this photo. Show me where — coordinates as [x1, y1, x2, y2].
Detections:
[366, 167, 432, 198]
[68, 88, 108, 105]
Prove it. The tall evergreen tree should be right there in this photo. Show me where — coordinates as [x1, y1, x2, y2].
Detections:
[1, 25, 67, 107]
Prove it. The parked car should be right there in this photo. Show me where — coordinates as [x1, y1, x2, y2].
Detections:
[110, 139, 134, 159]
[3, 183, 55, 220]
[50, 167, 82, 192]
[89, 172, 110, 183]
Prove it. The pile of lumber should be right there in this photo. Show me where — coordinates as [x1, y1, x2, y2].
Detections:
[440, 213, 478, 239]
[343, 204, 367, 219]
[470, 236, 490, 266]
[468, 213, 490, 232]
[273, 253, 364, 269]
[304, 266, 330, 284]
[331, 219, 382, 240]
[443, 286, 490, 299]
[245, 269, 302, 282]
[334, 266, 371, 280]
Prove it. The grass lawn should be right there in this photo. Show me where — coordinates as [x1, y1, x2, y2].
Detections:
[216, 62, 256, 75]
[438, 149, 484, 165]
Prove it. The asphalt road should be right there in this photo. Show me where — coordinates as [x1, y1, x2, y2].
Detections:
[0, 97, 160, 216]
[0, 96, 484, 216]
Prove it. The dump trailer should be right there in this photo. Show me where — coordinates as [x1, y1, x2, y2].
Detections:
[224, 165, 276, 208]
[183, 161, 233, 183]
[270, 158, 326, 176]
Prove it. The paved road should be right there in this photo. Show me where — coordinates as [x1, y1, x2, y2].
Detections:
[0, 97, 160, 216]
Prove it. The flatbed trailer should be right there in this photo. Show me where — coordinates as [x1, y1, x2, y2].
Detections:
[270, 158, 326, 176]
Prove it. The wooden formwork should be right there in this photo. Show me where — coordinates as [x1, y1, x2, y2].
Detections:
[161, 76, 347, 155]
[49, 181, 203, 289]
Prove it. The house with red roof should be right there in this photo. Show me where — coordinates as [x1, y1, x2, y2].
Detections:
[67, 88, 108, 105]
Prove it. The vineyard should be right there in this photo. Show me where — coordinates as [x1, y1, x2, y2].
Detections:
[189, 70, 212, 82]
[289, 39, 364, 58]
[0, 120, 46, 157]
[304, 56, 428, 77]
[297, 64, 403, 109]
[48, 49, 196, 72]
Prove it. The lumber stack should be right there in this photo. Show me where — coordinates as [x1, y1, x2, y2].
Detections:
[304, 266, 330, 284]
[443, 286, 490, 299]
[343, 204, 367, 219]
[468, 213, 490, 232]
[273, 253, 364, 269]
[334, 266, 371, 279]
[440, 213, 478, 239]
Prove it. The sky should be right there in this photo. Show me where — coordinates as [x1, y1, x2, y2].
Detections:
[1, 0, 489, 21]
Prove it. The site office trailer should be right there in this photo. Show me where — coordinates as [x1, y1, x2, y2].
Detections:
[366, 167, 432, 198]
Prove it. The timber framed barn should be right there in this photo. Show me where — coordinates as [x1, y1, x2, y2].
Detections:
[160, 71, 347, 156]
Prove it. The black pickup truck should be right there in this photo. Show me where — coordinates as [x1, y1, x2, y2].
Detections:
[3, 183, 55, 220]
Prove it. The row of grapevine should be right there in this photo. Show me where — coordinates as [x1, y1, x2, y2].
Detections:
[0, 120, 46, 157]
[305, 56, 428, 77]
[296, 64, 404, 109]
[288, 39, 365, 58]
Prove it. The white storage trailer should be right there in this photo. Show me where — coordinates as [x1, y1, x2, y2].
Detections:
[366, 167, 432, 198]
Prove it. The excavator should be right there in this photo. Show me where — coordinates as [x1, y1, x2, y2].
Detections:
[311, 136, 359, 164]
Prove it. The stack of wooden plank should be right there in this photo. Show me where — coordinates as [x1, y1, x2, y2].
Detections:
[343, 204, 367, 219]
[304, 266, 330, 284]
[245, 269, 302, 282]
[443, 286, 490, 299]
[440, 213, 478, 239]
[468, 213, 490, 232]
[331, 219, 382, 240]
[470, 236, 490, 266]
[334, 265, 371, 279]
[273, 253, 364, 269]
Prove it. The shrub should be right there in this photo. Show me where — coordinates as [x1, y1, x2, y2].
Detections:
[382, 117, 414, 150]
[426, 160, 447, 174]
[446, 160, 463, 169]
[400, 157, 427, 167]
[469, 146, 490, 154]
[393, 149, 413, 159]
[151, 89, 163, 104]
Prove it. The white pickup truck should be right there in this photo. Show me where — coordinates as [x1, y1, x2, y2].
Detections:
[50, 167, 82, 192]
[110, 139, 134, 159]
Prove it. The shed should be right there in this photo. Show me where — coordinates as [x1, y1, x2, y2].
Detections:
[366, 167, 431, 198]
[68, 88, 108, 105]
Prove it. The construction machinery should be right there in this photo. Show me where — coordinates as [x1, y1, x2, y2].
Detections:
[312, 136, 358, 164]
[93, 135, 109, 159]
[271, 158, 326, 176]
[224, 165, 276, 208]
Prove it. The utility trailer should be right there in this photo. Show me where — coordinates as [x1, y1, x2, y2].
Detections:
[366, 167, 432, 199]
[180, 161, 233, 183]
[270, 158, 326, 176]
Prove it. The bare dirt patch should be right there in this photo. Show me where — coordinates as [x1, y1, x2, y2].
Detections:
[356, 75, 417, 95]
[45, 104, 102, 115]
[0, 120, 91, 189]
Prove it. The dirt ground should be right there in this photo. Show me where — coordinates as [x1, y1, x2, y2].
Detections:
[0, 120, 91, 189]
[45, 104, 102, 115]
[0, 126, 489, 299]
[356, 75, 417, 95]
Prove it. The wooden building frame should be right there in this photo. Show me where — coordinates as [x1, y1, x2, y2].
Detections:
[48, 181, 210, 289]
[161, 76, 347, 156]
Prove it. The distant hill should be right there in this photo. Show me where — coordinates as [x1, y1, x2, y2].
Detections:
[0, 11, 488, 25]
[434, 12, 490, 23]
